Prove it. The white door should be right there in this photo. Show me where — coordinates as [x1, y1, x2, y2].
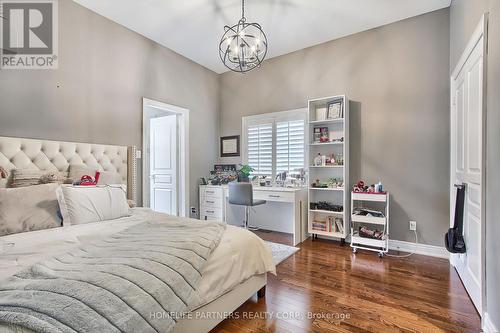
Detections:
[150, 115, 178, 215]
[450, 26, 485, 313]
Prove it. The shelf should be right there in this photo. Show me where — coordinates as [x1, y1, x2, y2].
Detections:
[307, 95, 349, 242]
[309, 165, 343, 168]
[309, 118, 344, 125]
[309, 229, 345, 238]
[309, 209, 344, 215]
[351, 234, 386, 248]
[309, 187, 344, 191]
[351, 214, 386, 225]
[351, 192, 388, 202]
[309, 142, 343, 146]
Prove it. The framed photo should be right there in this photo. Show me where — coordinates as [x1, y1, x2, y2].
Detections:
[220, 135, 240, 157]
[327, 100, 343, 119]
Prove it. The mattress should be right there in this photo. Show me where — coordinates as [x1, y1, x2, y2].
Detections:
[0, 208, 276, 312]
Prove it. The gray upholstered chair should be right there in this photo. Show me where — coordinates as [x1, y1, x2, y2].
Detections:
[228, 182, 266, 230]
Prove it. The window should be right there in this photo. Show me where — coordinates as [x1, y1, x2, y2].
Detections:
[243, 109, 307, 179]
[276, 120, 305, 174]
[247, 123, 273, 176]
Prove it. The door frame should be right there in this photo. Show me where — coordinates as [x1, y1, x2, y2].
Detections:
[142, 97, 190, 217]
[450, 13, 488, 317]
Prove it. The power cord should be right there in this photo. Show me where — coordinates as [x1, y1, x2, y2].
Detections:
[385, 230, 418, 258]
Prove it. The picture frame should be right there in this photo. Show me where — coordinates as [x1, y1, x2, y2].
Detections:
[327, 99, 343, 119]
[220, 135, 240, 157]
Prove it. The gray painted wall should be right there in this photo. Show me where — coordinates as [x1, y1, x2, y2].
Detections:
[219, 9, 451, 247]
[450, 0, 500, 329]
[0, 0, 220, 209]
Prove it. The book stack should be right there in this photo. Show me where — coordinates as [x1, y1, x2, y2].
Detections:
[312, 221, 327, 231]
[326, 216, 344, 233]
[312, 217, 344, 233]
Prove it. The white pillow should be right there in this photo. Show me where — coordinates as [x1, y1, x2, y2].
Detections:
[0, 183, 61, 236]
[57, 185, 130, 226]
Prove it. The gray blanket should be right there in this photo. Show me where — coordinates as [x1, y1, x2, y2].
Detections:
[0, 215, 226, 333]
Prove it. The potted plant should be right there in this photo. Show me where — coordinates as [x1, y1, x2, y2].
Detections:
[238, 164, 254, 182]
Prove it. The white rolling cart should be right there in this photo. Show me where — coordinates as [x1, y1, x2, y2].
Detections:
[350, 192, 389, 257]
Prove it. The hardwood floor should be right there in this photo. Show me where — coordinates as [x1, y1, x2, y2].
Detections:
[211, 232, 480, 333]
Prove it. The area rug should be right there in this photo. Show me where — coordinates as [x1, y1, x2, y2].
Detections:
[265, 241, 299, 265]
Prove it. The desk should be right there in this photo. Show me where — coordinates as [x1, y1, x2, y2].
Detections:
[199, 185, 307, 246]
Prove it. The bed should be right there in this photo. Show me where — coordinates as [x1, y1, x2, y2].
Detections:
[0, 136, 276, 333]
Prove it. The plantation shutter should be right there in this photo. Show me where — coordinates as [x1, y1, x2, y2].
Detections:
[247, 123, 273, 176]
[276, 120, 305, 174]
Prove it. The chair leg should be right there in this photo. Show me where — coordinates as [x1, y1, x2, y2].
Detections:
[240, 206, 250, 229]
[241, 206, 259, 231]
[246, 206, 260, 231]
[245, 206, 250, 229]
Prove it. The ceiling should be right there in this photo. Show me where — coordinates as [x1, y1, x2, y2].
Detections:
[73, 0, 451, 74]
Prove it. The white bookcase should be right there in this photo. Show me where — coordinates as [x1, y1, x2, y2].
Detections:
[307, 95, 349, 242]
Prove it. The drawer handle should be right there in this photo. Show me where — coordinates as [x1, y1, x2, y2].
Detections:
[206, 191, 214, 194]
[269, 195, 280, 198]
[206, 200, 214, 203]
[207, 210, 214, 213]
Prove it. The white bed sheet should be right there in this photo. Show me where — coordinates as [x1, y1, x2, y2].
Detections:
[194, 224, 276, 309]
[0, 208, 276, 309]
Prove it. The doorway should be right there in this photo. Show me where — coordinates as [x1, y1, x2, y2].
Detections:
[142, 98, 189, 217]
[450, 14, 487, 315]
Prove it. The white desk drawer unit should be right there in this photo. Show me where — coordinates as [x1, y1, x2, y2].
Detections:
[201, 196, 223, 208]
[200, 206, 222, 220]
[254, 190, 295, 203]
[201, 186, 222, 198]
[200, 186, 224, 220]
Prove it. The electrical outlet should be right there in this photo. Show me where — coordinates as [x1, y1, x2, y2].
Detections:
[409, 221, 417, 231]
[190, 207, 198, 218]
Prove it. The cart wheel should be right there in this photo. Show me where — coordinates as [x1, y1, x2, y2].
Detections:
[352, 247, 357, 254]
[378, 252, 384, 258]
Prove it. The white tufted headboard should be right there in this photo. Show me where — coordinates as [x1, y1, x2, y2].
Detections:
[0, 136, 137, 201]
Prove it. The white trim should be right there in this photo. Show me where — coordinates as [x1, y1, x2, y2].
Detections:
[482, 312, 499, 333]
[142, 98, 190, 217]
[389, 239, 449, 259]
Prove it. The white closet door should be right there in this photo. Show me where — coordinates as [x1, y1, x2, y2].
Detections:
[450, 31, 485, 313]
[150, 115, 178, 215]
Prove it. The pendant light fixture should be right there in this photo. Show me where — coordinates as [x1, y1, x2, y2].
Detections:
[219, 0, 268, 73]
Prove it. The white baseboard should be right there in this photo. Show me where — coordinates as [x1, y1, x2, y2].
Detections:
[317, 234, 450, 259]
[389, 239, 449, 259]
[483, 312, 499, 333]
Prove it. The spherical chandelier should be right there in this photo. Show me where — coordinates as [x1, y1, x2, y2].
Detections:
[219, 0, 268, 73]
